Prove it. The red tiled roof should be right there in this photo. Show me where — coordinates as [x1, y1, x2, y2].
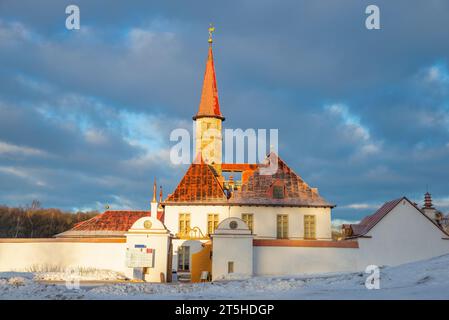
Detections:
[164, 153, 333, 207]
[221, 164, 259, 171]
[71, 210, 151, 231]
[193, 44, 224, 120]
[230, 153, 333, 207]
[164, 162, 227, 203]
[351, 198, 403, 237]
[55, 210, 151, 238]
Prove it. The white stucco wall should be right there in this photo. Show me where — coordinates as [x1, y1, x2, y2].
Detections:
[211, 218, 254, 280]
[212, 236, 253, 280]
[253, 246, 359, 275]
[0, 240, 127, 272]
[3, 200, 447, 280]
[125, 216, 171, 282]
[164, 205, 332, 240]
[356, 200, 449, 269]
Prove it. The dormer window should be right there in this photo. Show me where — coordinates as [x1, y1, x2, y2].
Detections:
[273, 185, 284, 199]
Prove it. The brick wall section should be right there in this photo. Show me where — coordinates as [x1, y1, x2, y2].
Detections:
[253, 239, 359, 248]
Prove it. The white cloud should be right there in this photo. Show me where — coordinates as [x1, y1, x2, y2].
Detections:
[425, 64, 449, 84]
[0, 140, 48, 157]
[0, 20, 31, 44]
[0, 166, 47, 187]
[342, 203, 379, 210]
[331, 219, 360, 229]
[432, 196, 449, 211]
[127, 28, 175, 53]
[325, 103, 382, 157]
[84, 129, 108, 145]
[108, 195, 138, 210]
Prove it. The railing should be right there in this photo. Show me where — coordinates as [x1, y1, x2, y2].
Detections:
[175, 226, 209, 240]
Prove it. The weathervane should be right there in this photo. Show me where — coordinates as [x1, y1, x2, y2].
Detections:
[208, 24, 215, 44]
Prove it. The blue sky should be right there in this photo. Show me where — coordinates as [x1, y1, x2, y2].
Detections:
[1, 0, 449, 223]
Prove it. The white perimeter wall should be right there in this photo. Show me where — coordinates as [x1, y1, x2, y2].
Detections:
[0, 241, 127, 273]
[212, 236, 253, 280]
[253, 246, 359, 275]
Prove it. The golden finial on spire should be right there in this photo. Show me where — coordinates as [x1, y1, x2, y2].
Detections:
[208, 24, 215, 44]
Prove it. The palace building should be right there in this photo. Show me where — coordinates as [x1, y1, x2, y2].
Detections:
[2, 28, 448, 283]
[162, 30, 336, 277]
[57, 28, 335, 280]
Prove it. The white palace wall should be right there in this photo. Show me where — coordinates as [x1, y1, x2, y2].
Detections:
[253, 245, 359, 276]
[0, 239, 127, 273]
[164, 205, 332, 240]
[2, 201, 449, 279]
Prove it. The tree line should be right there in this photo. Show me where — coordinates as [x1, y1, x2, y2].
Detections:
[0, 201, 99, 238]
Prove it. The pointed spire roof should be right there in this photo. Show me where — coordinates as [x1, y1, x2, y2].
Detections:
[152, 178, 157, 203]
[193, 39, 224, 121]
[159, 185, 163, 203]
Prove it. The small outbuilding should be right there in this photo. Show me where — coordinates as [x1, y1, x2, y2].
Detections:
[343, 196, 449, 268]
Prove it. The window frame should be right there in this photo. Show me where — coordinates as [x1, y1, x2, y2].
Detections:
[178, 213, 191, 236]
[241, 213, 254, 233]
[207, 213, 219, 235]
[177, 245, 190, 272]
[304, 215, 316, 239]
[276, 214, 288, 239]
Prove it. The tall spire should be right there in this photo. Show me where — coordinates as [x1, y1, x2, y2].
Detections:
[193, 24, 224, 121]
[151, 178, 157, 203]
[150, 178, 158, 215]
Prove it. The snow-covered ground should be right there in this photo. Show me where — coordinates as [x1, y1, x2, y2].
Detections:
[1, 254, 449, 300]
[34, 269, 127, 282]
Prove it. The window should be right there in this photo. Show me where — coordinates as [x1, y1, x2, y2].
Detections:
[228, 261, 234, 274]
[241, 214, 254, 233]
[277, 214, 288, 239]
[178, 246, 190, 271]
[304, 215, 316, 239]
[207, 214, 219, 235]
[273, 186, 284, 199]
[179, 213, 190, 236]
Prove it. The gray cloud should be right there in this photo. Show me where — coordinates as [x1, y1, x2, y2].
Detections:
[1, 1, 449, 221]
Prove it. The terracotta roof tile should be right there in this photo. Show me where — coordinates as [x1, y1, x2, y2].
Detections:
[55, 210, 151, 238]
[352, 198, 404, 236]
[229, 153, 333, 207]
[164, 162, 227, 203]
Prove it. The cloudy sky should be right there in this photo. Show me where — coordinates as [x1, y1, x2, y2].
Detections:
[1, 0, 449, 223]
